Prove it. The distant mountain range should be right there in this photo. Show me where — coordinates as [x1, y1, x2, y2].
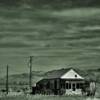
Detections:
[0, 68, 100, 85]
[0, 0, 100, 8]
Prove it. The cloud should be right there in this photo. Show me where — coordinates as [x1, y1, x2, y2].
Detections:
[0, 42, 30, 48]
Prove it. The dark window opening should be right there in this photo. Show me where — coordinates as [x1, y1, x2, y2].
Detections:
[72, 83, 76, 91]
[66, 83, 68, 89]
[54, 80, 57, 89]
[69, 83, 71, 89]
[46, 82, 50, 89]
[76, 83, 80, 89]
[75, 75, 77, 78]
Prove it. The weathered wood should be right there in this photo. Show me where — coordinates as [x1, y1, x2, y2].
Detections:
[29, 56, 33, 90]
[6, 65, 9, 95]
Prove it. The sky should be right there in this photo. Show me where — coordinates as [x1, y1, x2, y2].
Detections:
[0, 7, 100, 77]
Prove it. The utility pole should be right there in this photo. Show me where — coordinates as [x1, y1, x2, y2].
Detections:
[29, 56, 33, 90]
[6, 65, 9, 95]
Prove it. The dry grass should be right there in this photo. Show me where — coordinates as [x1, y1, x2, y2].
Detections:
[0, 95, 95, 100]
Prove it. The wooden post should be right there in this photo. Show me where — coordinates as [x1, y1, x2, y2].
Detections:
[6, 65, 9, 95]
[29, 56, 33, 90]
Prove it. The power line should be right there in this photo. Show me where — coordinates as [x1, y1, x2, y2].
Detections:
[22, 55, 70, 59]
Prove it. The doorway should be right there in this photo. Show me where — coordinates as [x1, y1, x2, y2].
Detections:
[72, 83, 76, 91]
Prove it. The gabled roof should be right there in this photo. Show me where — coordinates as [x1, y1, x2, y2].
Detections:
[61, 69, 84, 80]
[44, 68, 84, 80]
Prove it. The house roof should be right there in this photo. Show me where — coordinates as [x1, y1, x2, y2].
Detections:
[44, 68, 69, 79]
[44, 68, 84, 80]
[61, 69, 84, 80]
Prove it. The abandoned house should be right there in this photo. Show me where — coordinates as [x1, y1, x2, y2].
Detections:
[32, 68, 91, 95]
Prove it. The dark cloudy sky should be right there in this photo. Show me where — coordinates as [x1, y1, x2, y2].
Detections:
[0, 7, 100, 77]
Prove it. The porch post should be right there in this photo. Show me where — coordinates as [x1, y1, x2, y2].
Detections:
[68, 83, 69, 89]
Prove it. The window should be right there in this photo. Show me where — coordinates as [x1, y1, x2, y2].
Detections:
[76, 83, 80, 89]
[46, 82, 50, 89]
[69, 83, 71, 89]
[75, 75, 77, 78]
[66, 83, 68, 89]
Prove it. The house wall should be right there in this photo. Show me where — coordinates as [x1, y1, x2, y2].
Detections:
[35, 79, 61, 95]
[35, 79, 85, 95]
